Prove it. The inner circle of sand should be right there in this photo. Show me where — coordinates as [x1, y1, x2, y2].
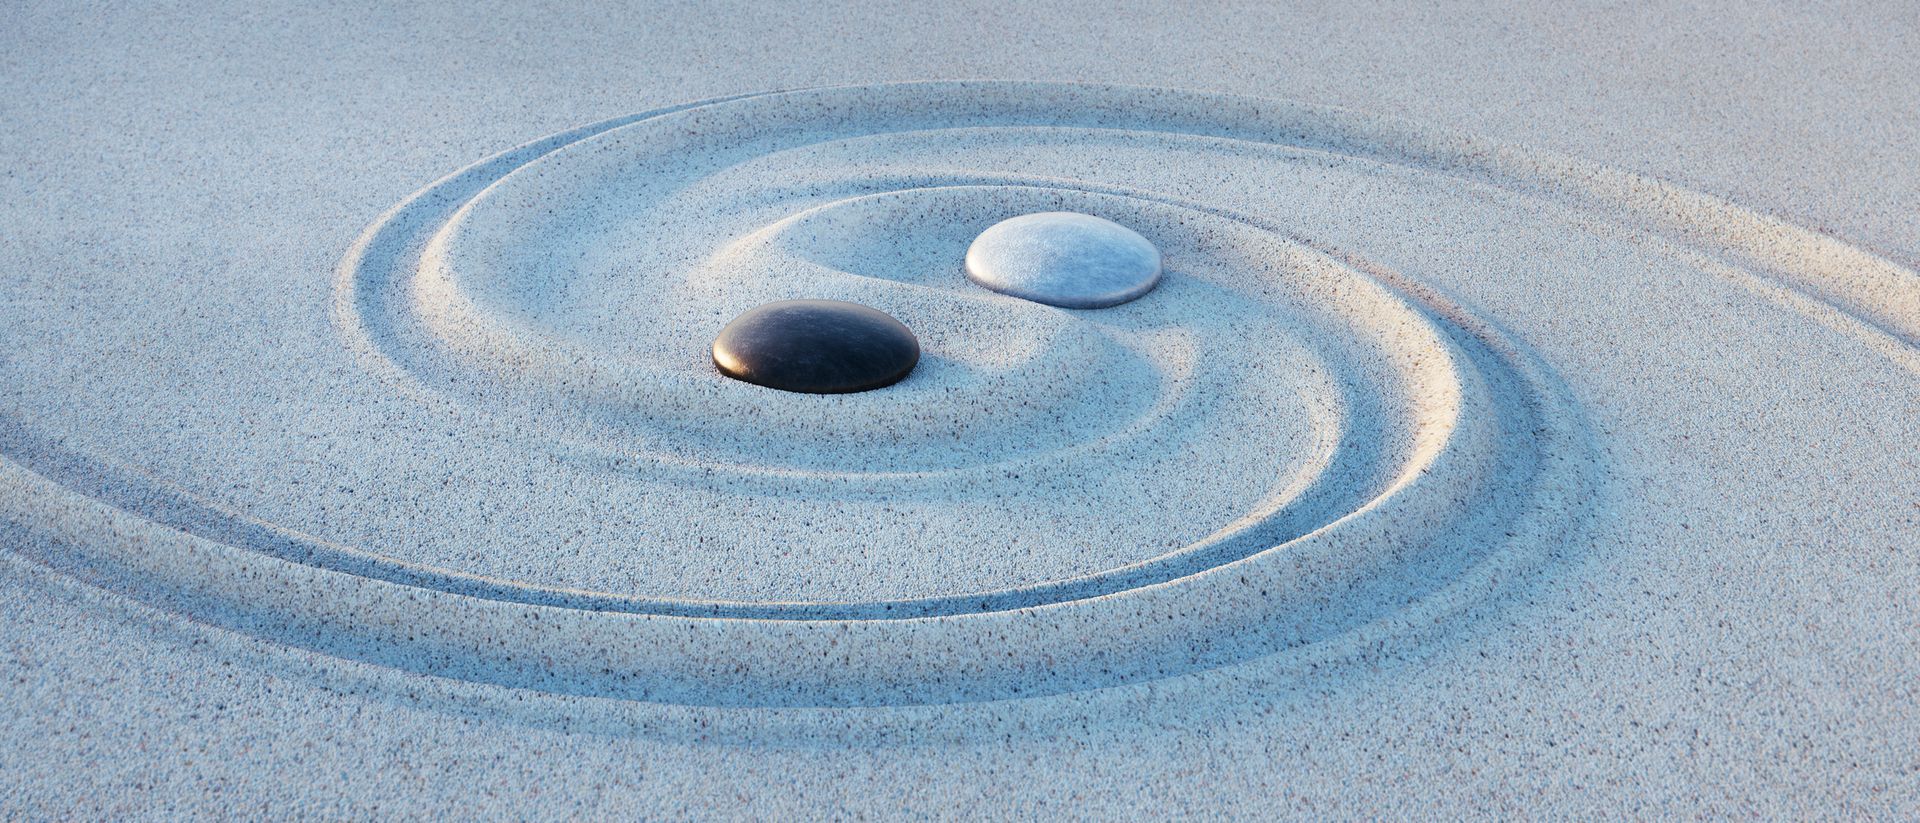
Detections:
[6, 81, 1914, 707]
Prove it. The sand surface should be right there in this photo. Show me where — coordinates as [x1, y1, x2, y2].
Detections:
[2, 1, 1917, 817]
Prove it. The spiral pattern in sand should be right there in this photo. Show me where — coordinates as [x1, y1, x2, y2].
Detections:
[6, 82, 1915, 707]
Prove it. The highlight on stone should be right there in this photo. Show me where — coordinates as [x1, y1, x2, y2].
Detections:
[712, 299, 920, 393]
[964, 211, 1163, 308]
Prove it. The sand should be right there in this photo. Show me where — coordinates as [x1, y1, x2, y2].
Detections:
[2, 1, 1917, 817]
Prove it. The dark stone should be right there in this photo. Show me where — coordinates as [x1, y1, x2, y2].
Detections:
[712, 299, 920, 394]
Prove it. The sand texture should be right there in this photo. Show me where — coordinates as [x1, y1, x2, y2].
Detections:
[2, 1, 1917, 818]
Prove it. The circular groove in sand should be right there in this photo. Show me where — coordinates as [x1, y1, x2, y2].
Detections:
[4, 82, 1914, 705]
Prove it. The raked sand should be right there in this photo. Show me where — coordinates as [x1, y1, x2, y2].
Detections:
[2, 1, 1917, 817]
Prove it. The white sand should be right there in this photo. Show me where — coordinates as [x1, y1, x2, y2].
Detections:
[2, 1, 1917, 817]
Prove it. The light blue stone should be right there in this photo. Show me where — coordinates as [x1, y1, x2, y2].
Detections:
[964, 212, 1162, 308]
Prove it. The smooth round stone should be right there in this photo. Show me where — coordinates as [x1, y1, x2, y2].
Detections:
[964, 212, 1163, 308]
[712, 299, 920, 394]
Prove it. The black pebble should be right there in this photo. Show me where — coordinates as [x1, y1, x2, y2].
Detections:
[712, 299, 920, 394]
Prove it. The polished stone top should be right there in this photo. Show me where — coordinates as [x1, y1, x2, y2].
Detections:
[712, 299, 920, 393]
